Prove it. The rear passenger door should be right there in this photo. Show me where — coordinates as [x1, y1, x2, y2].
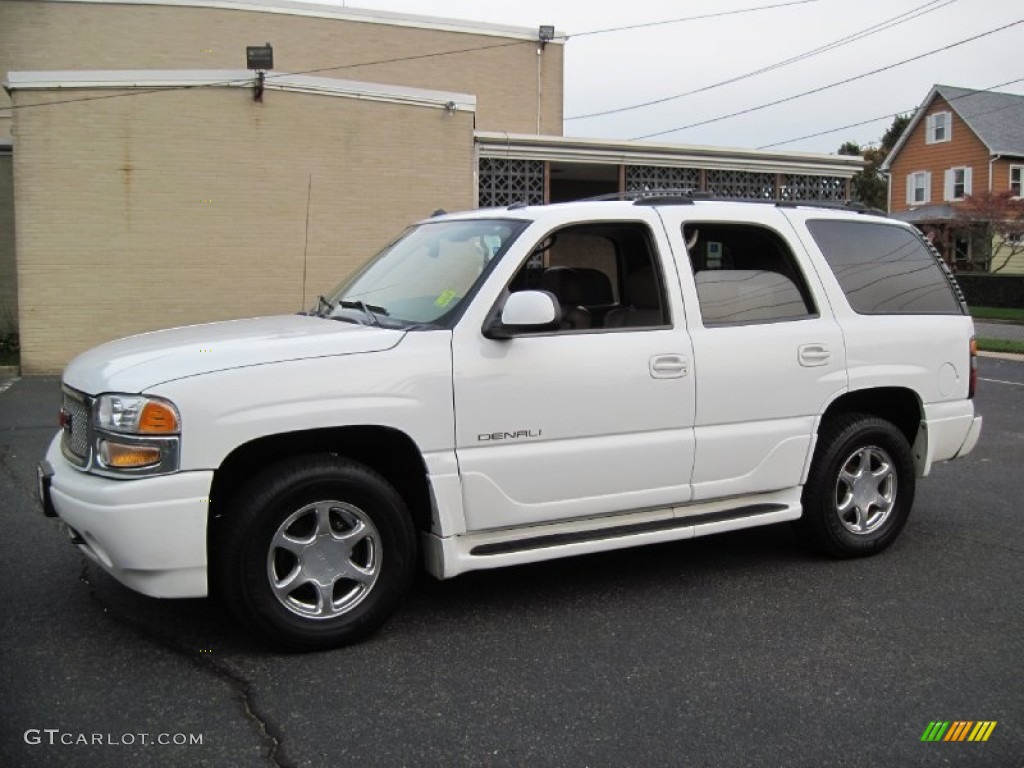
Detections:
[659, 206, 848, 502]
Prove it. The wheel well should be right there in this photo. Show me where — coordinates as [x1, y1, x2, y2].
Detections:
[208, 426, 433, 551]
[820, 388, 922, 445]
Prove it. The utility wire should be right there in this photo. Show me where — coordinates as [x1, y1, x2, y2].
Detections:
[3, 39, 528, 112]
[567, 0, 821, 39]
[3, 1, 827, 114]
[631, 19, 1024, 141]
[756, 76, 1024, 149]
[567, 0, 955, 121]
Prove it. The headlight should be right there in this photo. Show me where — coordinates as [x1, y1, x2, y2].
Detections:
[95, 394, 180, 435]
[91, 394, 181, 475]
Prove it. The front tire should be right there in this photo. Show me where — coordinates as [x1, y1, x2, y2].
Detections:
[217, 455, 417, 651]
[798, 414, 916, 558]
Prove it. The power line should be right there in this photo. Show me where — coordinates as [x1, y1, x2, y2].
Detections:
[566, 0, 955, 121]
[567, 0, 822, 39]
[3, 2, 827, 114]
[631, 19, 1024, 141]
[3, 38, 530, 112]
[756, 76, 1024, 149]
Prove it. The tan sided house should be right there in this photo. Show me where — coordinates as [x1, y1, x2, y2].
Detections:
[883, 84, 1024, 275]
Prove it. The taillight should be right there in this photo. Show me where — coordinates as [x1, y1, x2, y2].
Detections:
[968, 337, 978, 399]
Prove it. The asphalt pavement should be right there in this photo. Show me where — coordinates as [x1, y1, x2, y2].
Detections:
[1, 362, 1021, 768]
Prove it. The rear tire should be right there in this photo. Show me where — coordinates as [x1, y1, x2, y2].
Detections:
[216, 455, 417, 651]
[798, 414, 915, 558]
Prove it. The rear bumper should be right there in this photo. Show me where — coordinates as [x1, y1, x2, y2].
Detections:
[921, 401, 982, 475]
[41, 434, 211, 598]
[954, 415, 982, 459]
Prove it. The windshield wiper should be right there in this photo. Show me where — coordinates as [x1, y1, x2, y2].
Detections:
[339, 299, 388, 327]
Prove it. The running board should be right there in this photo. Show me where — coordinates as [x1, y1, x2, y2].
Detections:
[470, 504, 787, 556]
[422, 488, 803, 579]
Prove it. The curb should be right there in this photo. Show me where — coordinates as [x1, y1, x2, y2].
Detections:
[979, 351, 1024, 362]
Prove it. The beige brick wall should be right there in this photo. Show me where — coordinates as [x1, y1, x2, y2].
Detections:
[0, 154, 16, 335]
[0, 0, 564, 139]
[11, 85, 475, 372]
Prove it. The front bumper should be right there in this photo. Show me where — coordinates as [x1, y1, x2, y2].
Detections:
[41, 434, 212, 598]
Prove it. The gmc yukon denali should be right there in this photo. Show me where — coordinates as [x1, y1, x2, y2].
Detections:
[38, 198, 982, 650]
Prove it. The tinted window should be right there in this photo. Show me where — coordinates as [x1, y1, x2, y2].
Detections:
[807, 220, 962, 315]
[683, 223, 816, 325]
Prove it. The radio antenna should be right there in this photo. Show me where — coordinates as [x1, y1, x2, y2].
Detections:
[300, 174, 312, 311]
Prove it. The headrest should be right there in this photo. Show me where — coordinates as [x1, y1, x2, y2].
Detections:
[573, 268, 614, 305]
[625, 267, 660, 309]
[540, 266, 585, 305]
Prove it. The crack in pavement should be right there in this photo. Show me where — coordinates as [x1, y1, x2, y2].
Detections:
[0, 442, 39, 499]
[77, 560, 291, 768]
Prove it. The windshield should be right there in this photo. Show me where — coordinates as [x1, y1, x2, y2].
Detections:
[318, 218, 527, 327]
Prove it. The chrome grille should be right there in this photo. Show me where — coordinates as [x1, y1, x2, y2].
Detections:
[62, 390, 91, 463]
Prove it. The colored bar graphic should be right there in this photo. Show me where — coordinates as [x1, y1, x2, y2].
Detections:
[945, 721, 972, 741]
[921, 721, 996, 742]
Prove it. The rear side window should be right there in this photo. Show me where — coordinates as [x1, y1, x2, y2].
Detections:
[806, 220, 962, 315]
[682, 223, 816, 325]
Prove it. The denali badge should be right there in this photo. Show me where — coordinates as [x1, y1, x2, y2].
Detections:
[477, 430, 542, 442]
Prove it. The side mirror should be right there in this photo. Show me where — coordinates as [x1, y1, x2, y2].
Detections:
[483, 290, 561, 339]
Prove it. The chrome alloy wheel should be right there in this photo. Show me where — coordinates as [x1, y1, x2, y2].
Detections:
[834, 445, 897, 535]
[266, 501, 382, 619]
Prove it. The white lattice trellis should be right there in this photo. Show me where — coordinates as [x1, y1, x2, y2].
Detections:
[625, 166, 700, 195]
[478, 158, 545, 207]
[705, 170, 775, 200]
[780, 175, 846, 202]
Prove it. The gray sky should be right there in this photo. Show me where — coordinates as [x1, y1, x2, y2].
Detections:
[304, 0, 1022, 154]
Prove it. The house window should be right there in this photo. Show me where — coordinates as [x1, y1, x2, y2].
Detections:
[1011, 166, 1023, 198]
[953, 235, 971, 262]
[926, 111, 951, 144]
[945, 167, 972, 201]
[907, 171, 930, 205]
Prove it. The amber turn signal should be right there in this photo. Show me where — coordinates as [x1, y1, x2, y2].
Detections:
[99, 440, 162, 468]
[139, 401, 180, 434]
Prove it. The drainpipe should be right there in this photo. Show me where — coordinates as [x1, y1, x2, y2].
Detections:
[989, 154, 1000, 192]
[536, 45, 543, 135]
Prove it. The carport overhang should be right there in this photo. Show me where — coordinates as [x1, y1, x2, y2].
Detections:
[475, 131, 865, 177]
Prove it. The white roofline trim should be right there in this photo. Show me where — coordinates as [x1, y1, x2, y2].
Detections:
[4, 70, 476, 112]
[35, 0, 564, 43]
[476, 132, 864, 177]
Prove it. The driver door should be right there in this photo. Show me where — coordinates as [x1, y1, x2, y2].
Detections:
[452, 215, 696, 532]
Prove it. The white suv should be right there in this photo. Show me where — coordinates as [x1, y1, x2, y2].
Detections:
[38, 198, 982, 649]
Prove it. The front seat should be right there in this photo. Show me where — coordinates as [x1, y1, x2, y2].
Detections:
[605, 267, 663, 328]
[540, 267, 592, 330]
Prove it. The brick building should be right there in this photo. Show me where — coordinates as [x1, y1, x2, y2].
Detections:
[1, 0, 862, 372]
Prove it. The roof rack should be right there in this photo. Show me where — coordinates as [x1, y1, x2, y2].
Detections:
[504, 193, 884, 215]
[774, 199, 886, 215]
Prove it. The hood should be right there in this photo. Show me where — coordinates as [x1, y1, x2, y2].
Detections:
[63, 315, 405, 394]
